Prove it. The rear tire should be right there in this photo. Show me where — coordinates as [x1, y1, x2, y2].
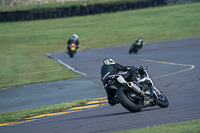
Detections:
[116, 87, 143, 112]
[69, 52, 74, 58]
[70, 54, 74, 58]
[134, 47, 139, 54]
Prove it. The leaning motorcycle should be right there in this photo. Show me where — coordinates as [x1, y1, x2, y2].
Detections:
[105, 67, 169, 112]
[67, 43, 77, 58]
[129, 42, 140, 54]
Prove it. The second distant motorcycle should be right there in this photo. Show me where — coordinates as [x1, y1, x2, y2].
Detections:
[67, 34, 79, 58]
[129, 42, 140, 54]
[67, 43, 77, 58]
[129, 37, 144, 54]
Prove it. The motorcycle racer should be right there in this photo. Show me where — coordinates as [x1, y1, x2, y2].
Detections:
[100, 58, 150, 106]
[129, 37, 144, 54]
[134, 37, 144, 49]
[67, 34, 79, 52]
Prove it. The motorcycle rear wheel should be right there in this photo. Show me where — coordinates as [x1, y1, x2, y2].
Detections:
[134, 47, 139, 54]
[116, 87, 143, 112]
[129, 49, 132, 54]
[69, 52, 74, 58]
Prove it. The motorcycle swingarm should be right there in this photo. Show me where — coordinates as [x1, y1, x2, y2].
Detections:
[130, 93, 143, 101]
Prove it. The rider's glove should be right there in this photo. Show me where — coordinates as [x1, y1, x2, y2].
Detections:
[138, 66, 145, 75]
[127, 67, 131, 70]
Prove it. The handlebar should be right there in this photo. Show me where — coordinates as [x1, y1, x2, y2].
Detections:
[138, 66, 148, 71]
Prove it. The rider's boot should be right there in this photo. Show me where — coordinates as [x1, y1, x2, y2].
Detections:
[109, 97, 119, 106]
[113, 97, 119, 104]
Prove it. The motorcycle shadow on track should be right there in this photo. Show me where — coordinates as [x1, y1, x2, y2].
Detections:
[140, 106, 163, 112]
[66, 111, 131, 121]
[66, 106, 162, 122]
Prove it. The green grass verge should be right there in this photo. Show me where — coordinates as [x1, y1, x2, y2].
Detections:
[0, 99, 90, 123]
[0, 2, 200, 89]
[115, 119, 200, 133]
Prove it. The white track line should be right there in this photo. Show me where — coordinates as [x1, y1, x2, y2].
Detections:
[46, 53, 87, 76]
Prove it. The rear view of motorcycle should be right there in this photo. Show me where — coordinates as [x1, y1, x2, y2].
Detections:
[105, 67, 169, 112]
[129, 42, 139, 54]
[67, 43, 77, 58]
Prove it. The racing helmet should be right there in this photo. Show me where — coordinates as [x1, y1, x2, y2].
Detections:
[72, 34, 78, 39]
[102, 58, 115, 65]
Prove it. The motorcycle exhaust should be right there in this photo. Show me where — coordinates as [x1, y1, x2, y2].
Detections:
[127, 82, 141, 94]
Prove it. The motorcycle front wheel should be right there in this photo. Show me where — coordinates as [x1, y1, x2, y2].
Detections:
[156, 93, 169, 108]
[134, 47, 139, 54]
[129, 46, 134, 54]
[116, 87, 143, 112]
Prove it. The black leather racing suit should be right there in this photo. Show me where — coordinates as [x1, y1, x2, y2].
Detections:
[134, 38, 143, 49]
[100, 63, 138, 106]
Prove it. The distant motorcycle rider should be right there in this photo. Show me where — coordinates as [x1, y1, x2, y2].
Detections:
[67, 34, 79, 52]
[134, 37, 144, 49]
[100, 58, 149, 106]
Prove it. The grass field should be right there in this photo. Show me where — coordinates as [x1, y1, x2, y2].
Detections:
[0, 99, 90, 124]
[0, 2, 200, 89]
[116, 119, 200, 133]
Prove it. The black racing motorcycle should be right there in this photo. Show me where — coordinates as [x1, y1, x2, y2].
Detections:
[105, 67, 169, 112]
[67, 43, 77, 58]
[129, 42, 140, 54]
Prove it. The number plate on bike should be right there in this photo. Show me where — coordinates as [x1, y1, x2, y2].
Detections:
[71, 47, 76, 51]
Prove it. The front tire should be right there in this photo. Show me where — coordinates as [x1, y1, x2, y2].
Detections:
[157, 93, 169, 108]
[116, 87, 143, 112]
[129, 49, 132, 54]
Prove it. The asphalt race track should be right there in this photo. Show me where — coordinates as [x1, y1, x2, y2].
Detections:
[0, 78, 106, 113]
[1, 37, 200, 133]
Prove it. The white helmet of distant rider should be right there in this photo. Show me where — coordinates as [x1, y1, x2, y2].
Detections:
[72, 34, 78, 39]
